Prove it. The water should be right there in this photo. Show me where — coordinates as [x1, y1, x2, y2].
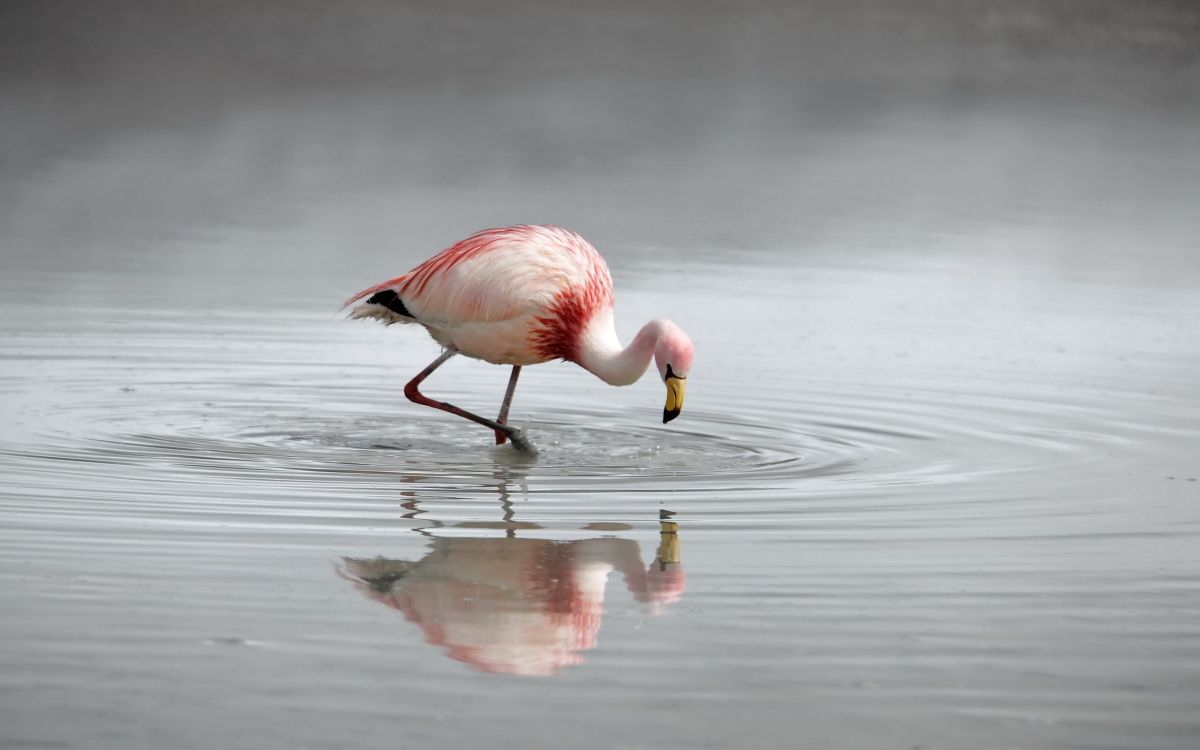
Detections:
[3, 2, 1200, 749]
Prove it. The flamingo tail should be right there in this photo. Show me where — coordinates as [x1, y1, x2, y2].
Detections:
[344, 274, 418, 324]
[342, 274, 410, 309]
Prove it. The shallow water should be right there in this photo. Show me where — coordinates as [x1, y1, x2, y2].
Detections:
[3, 3, 1200, 749]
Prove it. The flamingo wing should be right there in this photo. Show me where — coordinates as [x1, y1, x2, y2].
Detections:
[347, 225, 612, 329]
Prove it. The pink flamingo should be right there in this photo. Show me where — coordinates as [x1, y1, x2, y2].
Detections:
[345, 225, 694, 452]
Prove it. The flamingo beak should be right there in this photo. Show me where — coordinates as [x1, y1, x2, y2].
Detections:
[663, 376, 686, 423]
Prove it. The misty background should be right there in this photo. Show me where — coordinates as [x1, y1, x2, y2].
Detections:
[3, 1, 1197, 306]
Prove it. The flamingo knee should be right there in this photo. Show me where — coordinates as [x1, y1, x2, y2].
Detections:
[403, 380, 422, 403]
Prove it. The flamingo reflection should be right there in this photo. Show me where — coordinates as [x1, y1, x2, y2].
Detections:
[340, 517, 683, 676]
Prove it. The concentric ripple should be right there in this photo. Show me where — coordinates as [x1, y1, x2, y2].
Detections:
[0, 308, 1191, 539]
[0, 318, 1144, 521]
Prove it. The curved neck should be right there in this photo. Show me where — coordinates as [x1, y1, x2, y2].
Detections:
[577, 314, 663, 386]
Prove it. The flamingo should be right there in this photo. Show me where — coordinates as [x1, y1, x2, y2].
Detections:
[344, 225, 694, 453]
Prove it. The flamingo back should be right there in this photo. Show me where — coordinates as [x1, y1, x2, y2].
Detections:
[347, 225, 615, 364]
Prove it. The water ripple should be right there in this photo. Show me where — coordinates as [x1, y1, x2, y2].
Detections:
[0, 336, 1154, 535]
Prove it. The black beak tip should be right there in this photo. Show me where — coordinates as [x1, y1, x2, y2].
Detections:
[663, 408, 680, 424]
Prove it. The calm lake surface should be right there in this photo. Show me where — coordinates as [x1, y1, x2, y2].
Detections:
[2, 2, 1199, 749]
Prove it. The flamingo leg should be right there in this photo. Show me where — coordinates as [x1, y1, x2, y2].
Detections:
[403, 349, 536, 453]
[494, 365, 522, 445]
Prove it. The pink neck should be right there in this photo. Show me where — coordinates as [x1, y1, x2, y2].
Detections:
[577, 315, 664, 386]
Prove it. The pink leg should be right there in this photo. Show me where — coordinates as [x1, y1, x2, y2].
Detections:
[494, 365, 522, 445]
[404, 349, 535, 452]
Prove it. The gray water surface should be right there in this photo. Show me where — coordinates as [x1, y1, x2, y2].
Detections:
[2, 3, 1200, 749]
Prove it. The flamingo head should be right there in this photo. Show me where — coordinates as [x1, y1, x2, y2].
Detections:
[653, 320, 693, 423]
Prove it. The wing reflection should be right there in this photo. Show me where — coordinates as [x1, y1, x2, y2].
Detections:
[340, 517, 684, 676]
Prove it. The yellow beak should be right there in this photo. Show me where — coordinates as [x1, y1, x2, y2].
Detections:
[663, 376, 686, 423]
